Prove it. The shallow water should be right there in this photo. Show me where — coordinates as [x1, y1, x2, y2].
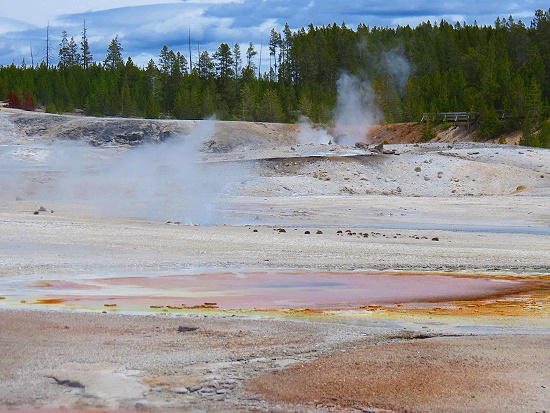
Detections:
[0, 270, 543, 312]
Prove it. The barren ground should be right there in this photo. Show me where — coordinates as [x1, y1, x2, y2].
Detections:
[0, 108, 549, 413]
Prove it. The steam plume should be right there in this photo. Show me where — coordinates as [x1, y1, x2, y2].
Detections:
[1, 119, 247, 225]
[333, 72, 380, 145]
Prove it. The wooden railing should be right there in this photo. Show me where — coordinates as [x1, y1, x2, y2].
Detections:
[421, 112, 479, 123]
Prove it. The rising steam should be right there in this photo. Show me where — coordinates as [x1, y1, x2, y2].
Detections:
[332, 72, 380, 145]
[297, 115, 332, 144]
[0, 119, 248, 225]
[382, 49, 412, 92]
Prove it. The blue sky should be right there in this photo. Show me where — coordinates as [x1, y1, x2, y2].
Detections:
[0, 1, 548, 69]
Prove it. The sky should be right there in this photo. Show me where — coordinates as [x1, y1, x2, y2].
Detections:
[0, 1, 548, 69]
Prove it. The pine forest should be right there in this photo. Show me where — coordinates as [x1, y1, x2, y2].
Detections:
[1, 9, 550, 147]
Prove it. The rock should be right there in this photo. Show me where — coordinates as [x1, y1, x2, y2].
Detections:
[372, 143, 384, 153]
[178, 326, 198, 333]
[172, 387, 189, 394]
[354, 141, 369, 150]
[46, 376, 85, 389]
[38, 206, 47, 212]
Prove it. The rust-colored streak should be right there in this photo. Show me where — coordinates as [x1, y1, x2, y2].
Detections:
[32, 298, 66, 305]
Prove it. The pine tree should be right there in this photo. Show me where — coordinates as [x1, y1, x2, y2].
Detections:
[68, 37, 80, 66]
[158, 45, 172, 74]
[269, 29, 281, 81]
[239, 83, 256, 120]
[104, 35, 123, 69]
[257, 89, 283, 122]
[198, 51, 215, 79]
[58, 30, 70, 68]
[246, 42, 257, 70]
[176, 52, 188, 75]
[213, 43, 234, 79]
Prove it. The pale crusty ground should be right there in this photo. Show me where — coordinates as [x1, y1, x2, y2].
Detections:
[0, 110, 549, 413]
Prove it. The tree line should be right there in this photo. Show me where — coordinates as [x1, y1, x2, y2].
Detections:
[1, 9, 550, 147]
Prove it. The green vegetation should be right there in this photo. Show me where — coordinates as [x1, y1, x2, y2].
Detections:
[1, 9, 550, 147]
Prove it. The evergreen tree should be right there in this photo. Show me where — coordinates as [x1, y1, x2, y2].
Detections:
[269, 28, 281, 80]
[246, 42, 257, 70]
[257, 89, 283, 122]
[104, 35, 123, 69]
[68, 37, 80, 66]
[58, 30, 70, 68]
[176, 52, 188, 75]
[239, 83, 257, 120]
[213, 43, 234, 79]
[198, 51, 215, 79]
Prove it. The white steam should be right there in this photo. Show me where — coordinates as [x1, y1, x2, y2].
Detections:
[298, 115, 333, 144]
[382, 49, 412, 92]
[1, 120, 248, 225]
[333, 72, 381, 145]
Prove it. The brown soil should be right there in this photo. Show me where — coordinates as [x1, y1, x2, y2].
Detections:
[247, 335, 550, 413]
[368, 122, 425, 144]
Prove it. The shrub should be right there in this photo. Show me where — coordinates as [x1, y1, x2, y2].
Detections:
[7, 91, 21, 108]
[45, 102, 57, 113]
[21, 92, 35, 111]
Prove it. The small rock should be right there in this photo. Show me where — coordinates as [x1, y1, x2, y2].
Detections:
[172, 387, 189, 394]
[178, 326, 198, 333]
